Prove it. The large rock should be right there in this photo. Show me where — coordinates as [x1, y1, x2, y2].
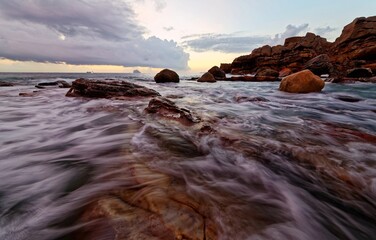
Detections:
[154, 69, 180, 83]
[279, 70, 325, 93]
[145, 97, 199, 125]
[66, 78, 160, 98]
[208, 66, 226, 79]
[304, 54, 333, 75]
[197, 72, 216, 83]
[255, 68, 279, 78]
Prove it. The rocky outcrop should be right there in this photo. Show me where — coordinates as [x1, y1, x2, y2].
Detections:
[232, 32, 332, 74]
[66, 78, 160, 99]
[229, 16, 376, 80]
[208, 66, 226, 79]
[279, 70, 325, 93]
[154, 69, 180, 83]
[145, 97, 199, 125]
[197, 72, 216, 83]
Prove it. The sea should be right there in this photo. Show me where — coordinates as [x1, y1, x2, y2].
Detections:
[0, 72, 375, 240]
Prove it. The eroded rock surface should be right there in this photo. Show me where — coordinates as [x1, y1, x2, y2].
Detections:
[66, 78, 160, 99]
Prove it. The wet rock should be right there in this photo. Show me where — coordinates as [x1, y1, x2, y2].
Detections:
[19, 91, 40, 97]
[66, 78, 160, 99]
[197, 72, 216, 83]
[220, 63, 232, 73]
[0, 81, 14, 87]
[334, 95, 363, 102]
[208, 66, 226, 80]
[145, 97, 199, 125]
[279, 68, 293, 77]
[279, 70, 325, 93]
[235, 96, 270, 103]
[255, 68, 279, 78]
[154, 69, 180, 83]
[304, 54, 333, 76]
[346, 68, 373, 78]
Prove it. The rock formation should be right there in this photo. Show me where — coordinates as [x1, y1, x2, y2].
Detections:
[208, 66, 226, 80]
[154, 69, 180, 83]
[228, 16, 376, 80]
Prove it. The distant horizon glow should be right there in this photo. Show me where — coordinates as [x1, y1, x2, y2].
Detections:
[0, 0, 375, 74]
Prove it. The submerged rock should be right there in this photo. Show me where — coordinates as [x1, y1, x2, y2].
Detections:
[145, 97, 199, 125]
[66, 78, 160, 99]
[208, 66, 226, 80]
[154, 69, 180, 83]
[0, 81, 14, 87]
[197, 72, 216, 83]
[279, 70, 325, 93]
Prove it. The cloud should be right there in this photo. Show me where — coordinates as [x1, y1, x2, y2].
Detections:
[0, 0, 189, 69]
[164, 26, 174, 32]
[154, 0, 167, 12]
[182, 24, 310, 54]
[314, 26, 336, 36]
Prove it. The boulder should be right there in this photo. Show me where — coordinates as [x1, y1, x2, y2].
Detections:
[220, 63, 232, 73]
[279, 70, 325, 93]
[66, 78, 160, 98]
[145, 97, 199, 125]
[304, 54, 333, 76]
[197, 72, 216, 83]
[0, 81, 14, 87]
[208, 66, 226, 79]
[154, 69, 180, 83]
[346, 68, 373, 78]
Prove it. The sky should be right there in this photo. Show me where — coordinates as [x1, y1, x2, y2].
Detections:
[0, 0, 375, 74]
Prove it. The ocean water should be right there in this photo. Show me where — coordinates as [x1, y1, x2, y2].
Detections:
[0, 73, 375, 240]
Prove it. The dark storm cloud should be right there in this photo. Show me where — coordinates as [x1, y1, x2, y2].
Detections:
[182, 24, 310, 53]
[0, 0, 189, 69]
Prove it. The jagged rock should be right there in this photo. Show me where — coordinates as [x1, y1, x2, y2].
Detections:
[279, 70, 325, 93]
[220, 63, 232, 73]
[197, 72, 216, 83]
[154, 69, 180, 83]
[145, 97, 199, 125]
[0, 81, 14, 87]
[304, 54, 333, 75]
[66, 78, 160, 99]
[208, 66, 226, 79]
[346, 68, 373, 78]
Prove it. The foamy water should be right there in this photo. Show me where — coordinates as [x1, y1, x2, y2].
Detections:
[0, 73, 375, 240]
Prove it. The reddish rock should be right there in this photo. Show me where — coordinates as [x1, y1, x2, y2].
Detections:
[220, 63, 232, 73]
[279, 68, 293, 77]
[304, 54, 333, 76]
[66, 78, 160, 99]
[279, 70, 325, 93]
[145, 97, 199, 125]
[346, 68, 373, 78]
[197, 72, 216, 83]
[208, 66, 226, 79]
[154, 69, 180, 83]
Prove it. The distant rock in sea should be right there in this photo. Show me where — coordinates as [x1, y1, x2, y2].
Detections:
[133, 69, 141, 74]
[154, 69, 180, 83]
